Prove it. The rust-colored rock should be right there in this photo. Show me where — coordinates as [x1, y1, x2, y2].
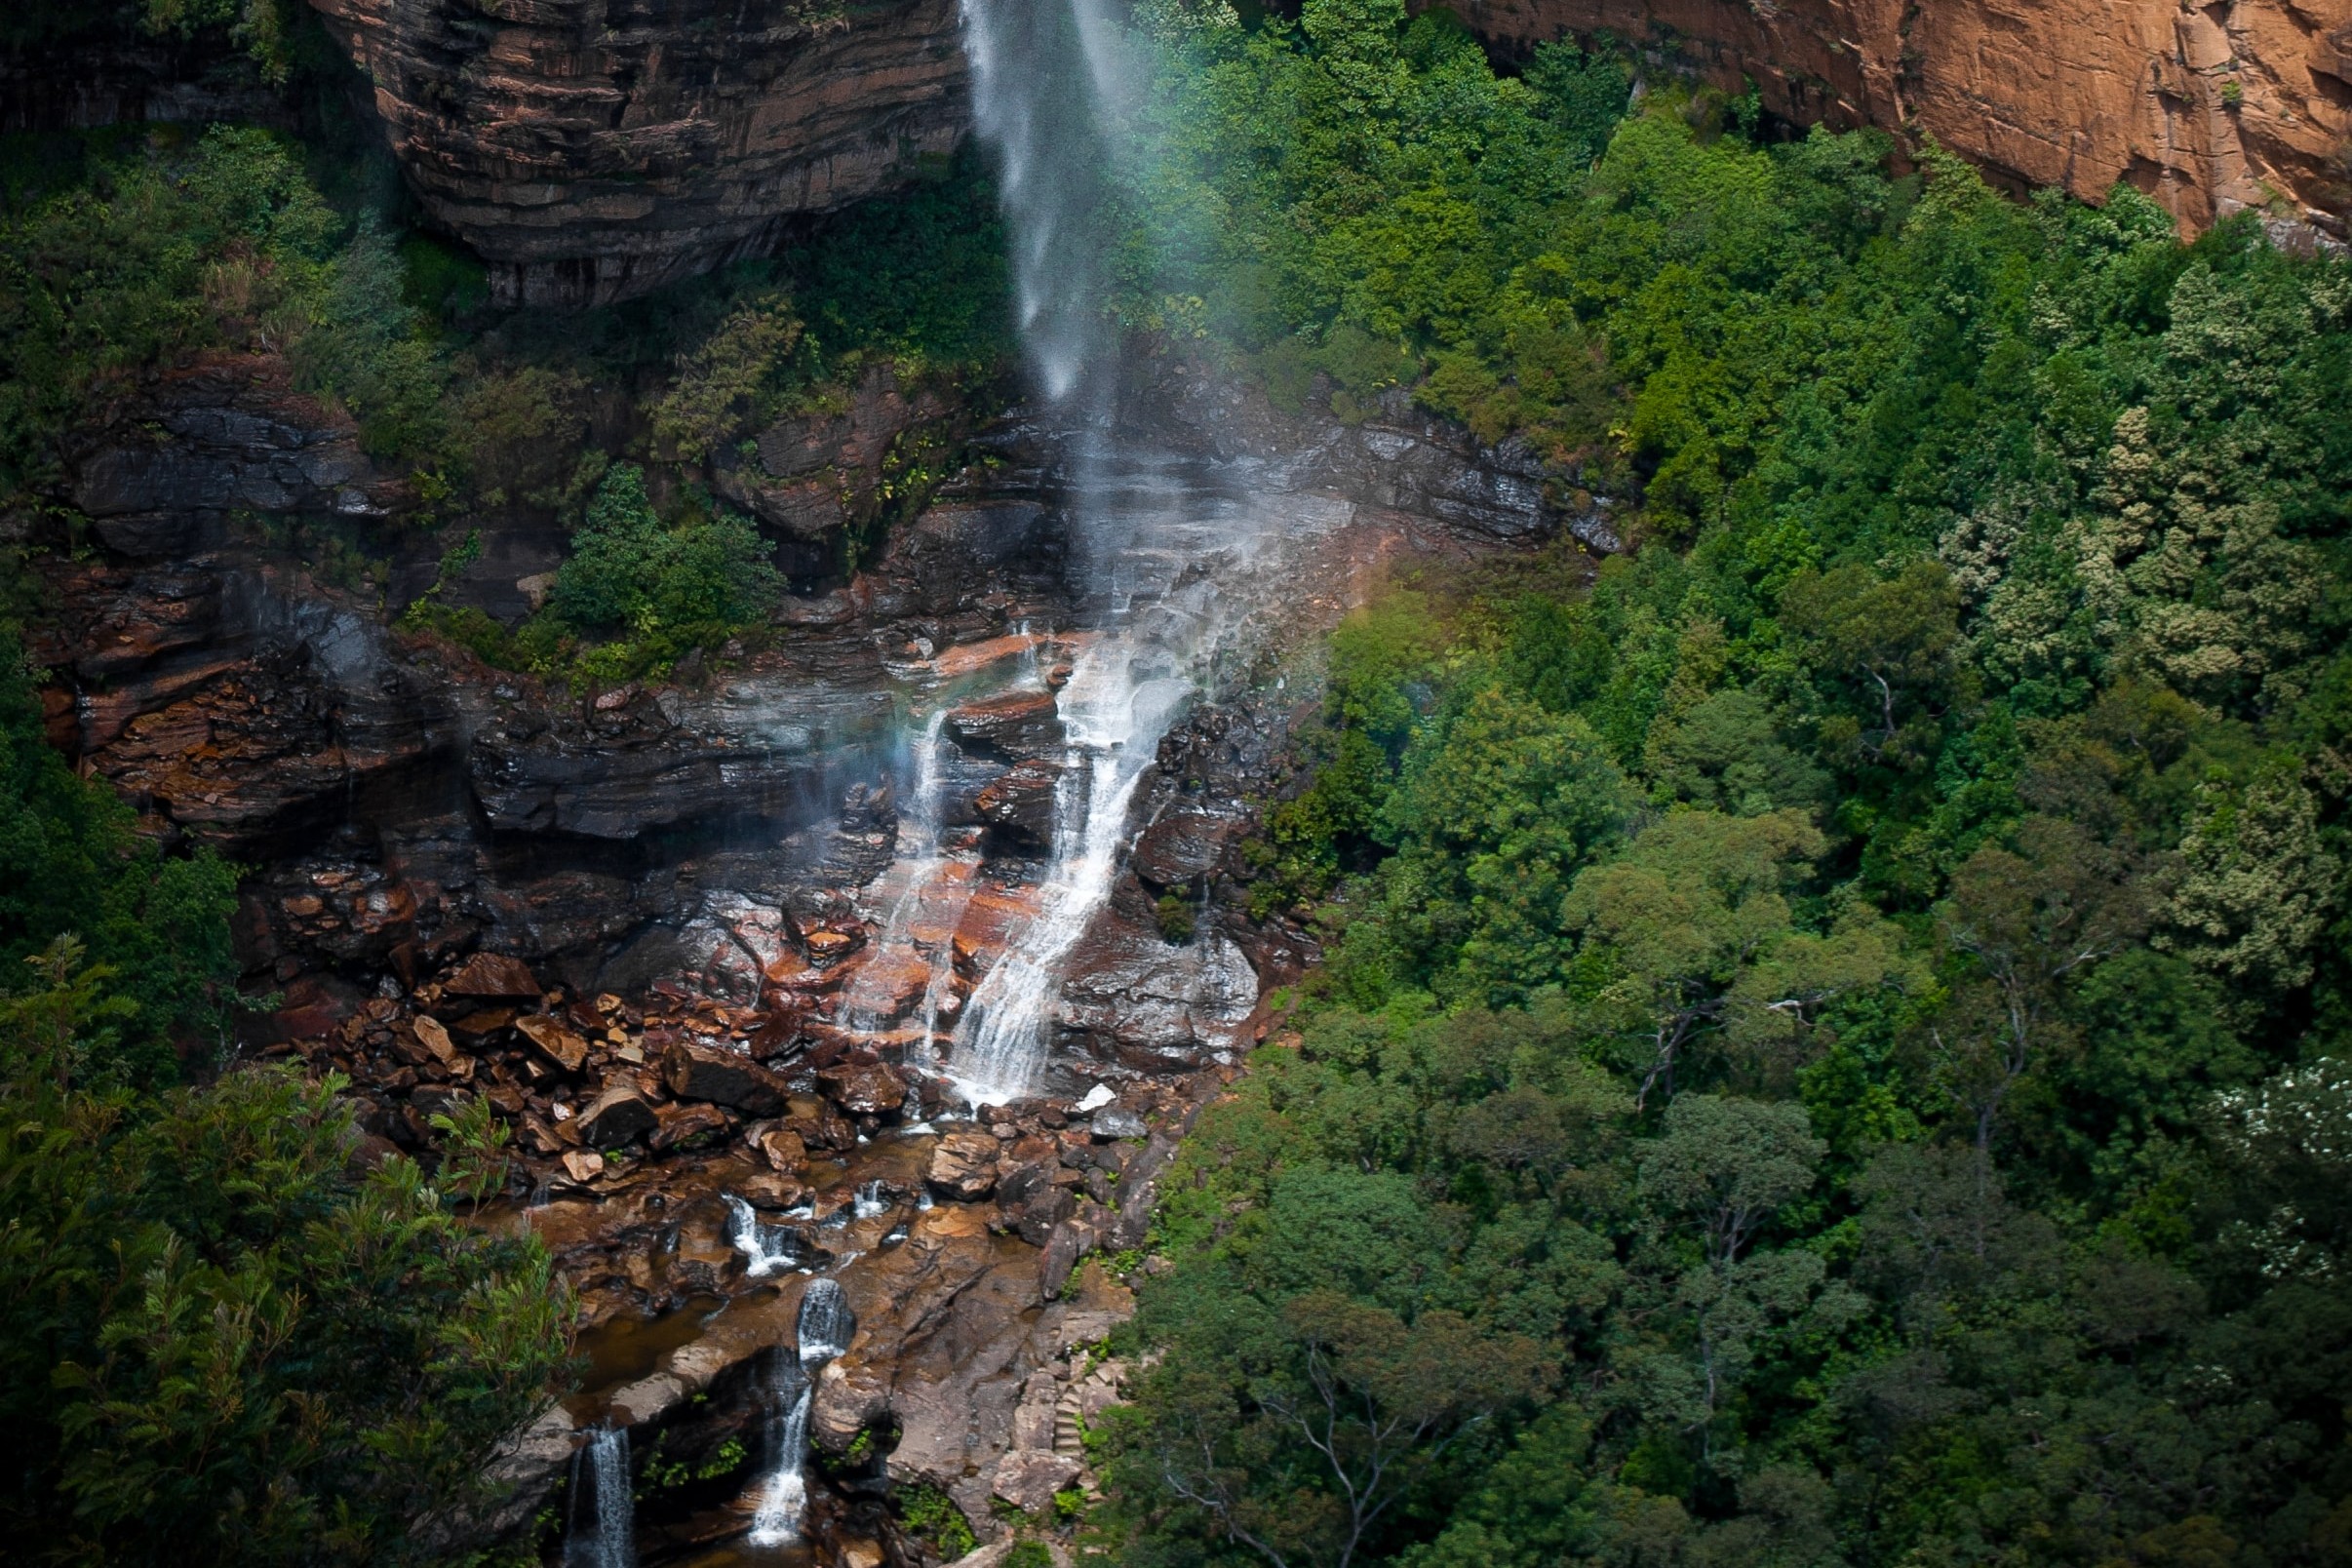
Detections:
[817, 1060, 908, 1117]
[649, 1100, 731, 1152]
[926, 1130, 1001, 1200]
[1451, 0, 2352, 238]
[576, 1084, 660, 1147]
[515, 1014, 591, 1074]
[411, 1014, 457, 1065]
[663, 1039, 791, 1115]
[945, 688, 1065, 763]
[304, 0, 971, 305]
[445, 953, 541, 1000]
[756, 1125, 809, 1173]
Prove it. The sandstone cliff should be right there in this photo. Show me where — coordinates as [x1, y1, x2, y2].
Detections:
[1455, 0, 2352, 237]
[304, 0, 970, 306]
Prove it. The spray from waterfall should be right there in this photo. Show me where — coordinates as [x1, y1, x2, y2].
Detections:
[940, 0, 1299, 1104]
[747, 1279, 856, 1548]
[566, 1426, 637, 1568]
[843, 708, 955, 1035]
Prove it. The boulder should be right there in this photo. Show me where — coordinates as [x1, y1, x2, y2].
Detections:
[992, 1450, 1081, 1515]
[969, 760, 1061, 849]
[756, 1125, 808, 1173]
[996, 1162, 1075, 1247]
[444, 953, 541, 1000]
[1130, 807, 1235, 888]
[412, 1014, 457, 1064]
[575, 1084, 659, 1147]
[664, 1038, 789, 1115]
[649, 1100, 731, 1152]
[926, 1130, 1001, 1200]
[736, 1170, 809, 1209]
[515, 1014, 590, 1073]
[1090, 1109, 1148, 1142]
[817, 1060, 908, 1117]
[449, 1007, 518, 1039]
[945, 689, 1064, 762]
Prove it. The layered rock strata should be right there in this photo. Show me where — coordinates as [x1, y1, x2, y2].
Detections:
[25, 337, 1584, 1562]
[303, 0, 971, 305]
[1451, 0, 2352, 238]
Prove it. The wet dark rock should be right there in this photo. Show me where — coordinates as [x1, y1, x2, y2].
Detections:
[945, 689, 1064, 763]
[67, 357, 403, 560]
[444, 953, 541, 1000]
[926, 1130, 1000, 1200]
[664, 1039, 790, 1115]
[1055, 901, 1257, 1073]
[818, 1060, 908, 1117]
[576, 1085, 660, 1146]
[650, 1101, 731, 1153]
[1130, 806, 1239, 888]
[968, 760, 1061, 850]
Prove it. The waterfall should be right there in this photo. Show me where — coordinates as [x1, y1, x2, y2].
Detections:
[843, 708, 957, 1035]
[746, 1279, 858, 1548]
[725, 1194, 801, 1277]
[798, 1277, 855, 1360]
[956, 0, 1136, 403]
[942, 0, 1233, 1104]
[950, 647, 1192, 1101]
[942, 1, 1341, 1103]
[566, 1427, 636, 1568]
[746, 1355, 813, 1548]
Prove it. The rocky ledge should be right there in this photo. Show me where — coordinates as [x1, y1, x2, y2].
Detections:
[305, 0, 972, 306]
[22, 334, 1603, 1563]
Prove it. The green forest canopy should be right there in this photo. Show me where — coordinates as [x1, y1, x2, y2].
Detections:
[8, 0, 2352, 1562]
[1090, 6, 2352, 1568]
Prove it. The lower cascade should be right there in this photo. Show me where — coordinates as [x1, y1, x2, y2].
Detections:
[565, 1427, 636, 1568]
[747, 1280, 857, 1547]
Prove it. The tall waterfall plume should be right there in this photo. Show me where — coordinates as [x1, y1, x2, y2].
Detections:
[940, 0, 1342, 1103]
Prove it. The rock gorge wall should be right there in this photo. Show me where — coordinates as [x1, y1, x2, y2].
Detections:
[303, 0, 970, 306]
[1452, 0, 2352, 237]
[294, 0, 2352, 306]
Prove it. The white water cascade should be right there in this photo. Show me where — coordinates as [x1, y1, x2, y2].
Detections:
[842, 707, 961, 1038]
[725, 1194, 802, 1278]
[565, 1426, 637, 1568]
[950, 647, 1192, 1101]
[747, 1279, 856, 1548]
[939, 0, 1345, 1103]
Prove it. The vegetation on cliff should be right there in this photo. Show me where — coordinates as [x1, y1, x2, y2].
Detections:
[2, 117, 1013, 682]
[1092, 6, 2352, 1567]
[0, 620, 574, 1564]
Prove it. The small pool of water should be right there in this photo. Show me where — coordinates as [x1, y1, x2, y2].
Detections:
[565, 1295, 729, 1419]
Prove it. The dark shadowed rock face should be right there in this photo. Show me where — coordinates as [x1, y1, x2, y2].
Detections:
[304, 0, 971, 306]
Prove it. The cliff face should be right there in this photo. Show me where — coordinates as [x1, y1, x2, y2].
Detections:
[304, 0, 970, 306]
[1453, 0, 2352, 237]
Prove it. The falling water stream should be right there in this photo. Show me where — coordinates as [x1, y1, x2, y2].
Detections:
[566, 1427, 637, 1568]
[922, 0, 1350, 1102]
[748, 1280, 857, 1548]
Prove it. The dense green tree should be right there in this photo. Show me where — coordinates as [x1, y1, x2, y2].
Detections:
[1101, 13, 2352, 1568]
